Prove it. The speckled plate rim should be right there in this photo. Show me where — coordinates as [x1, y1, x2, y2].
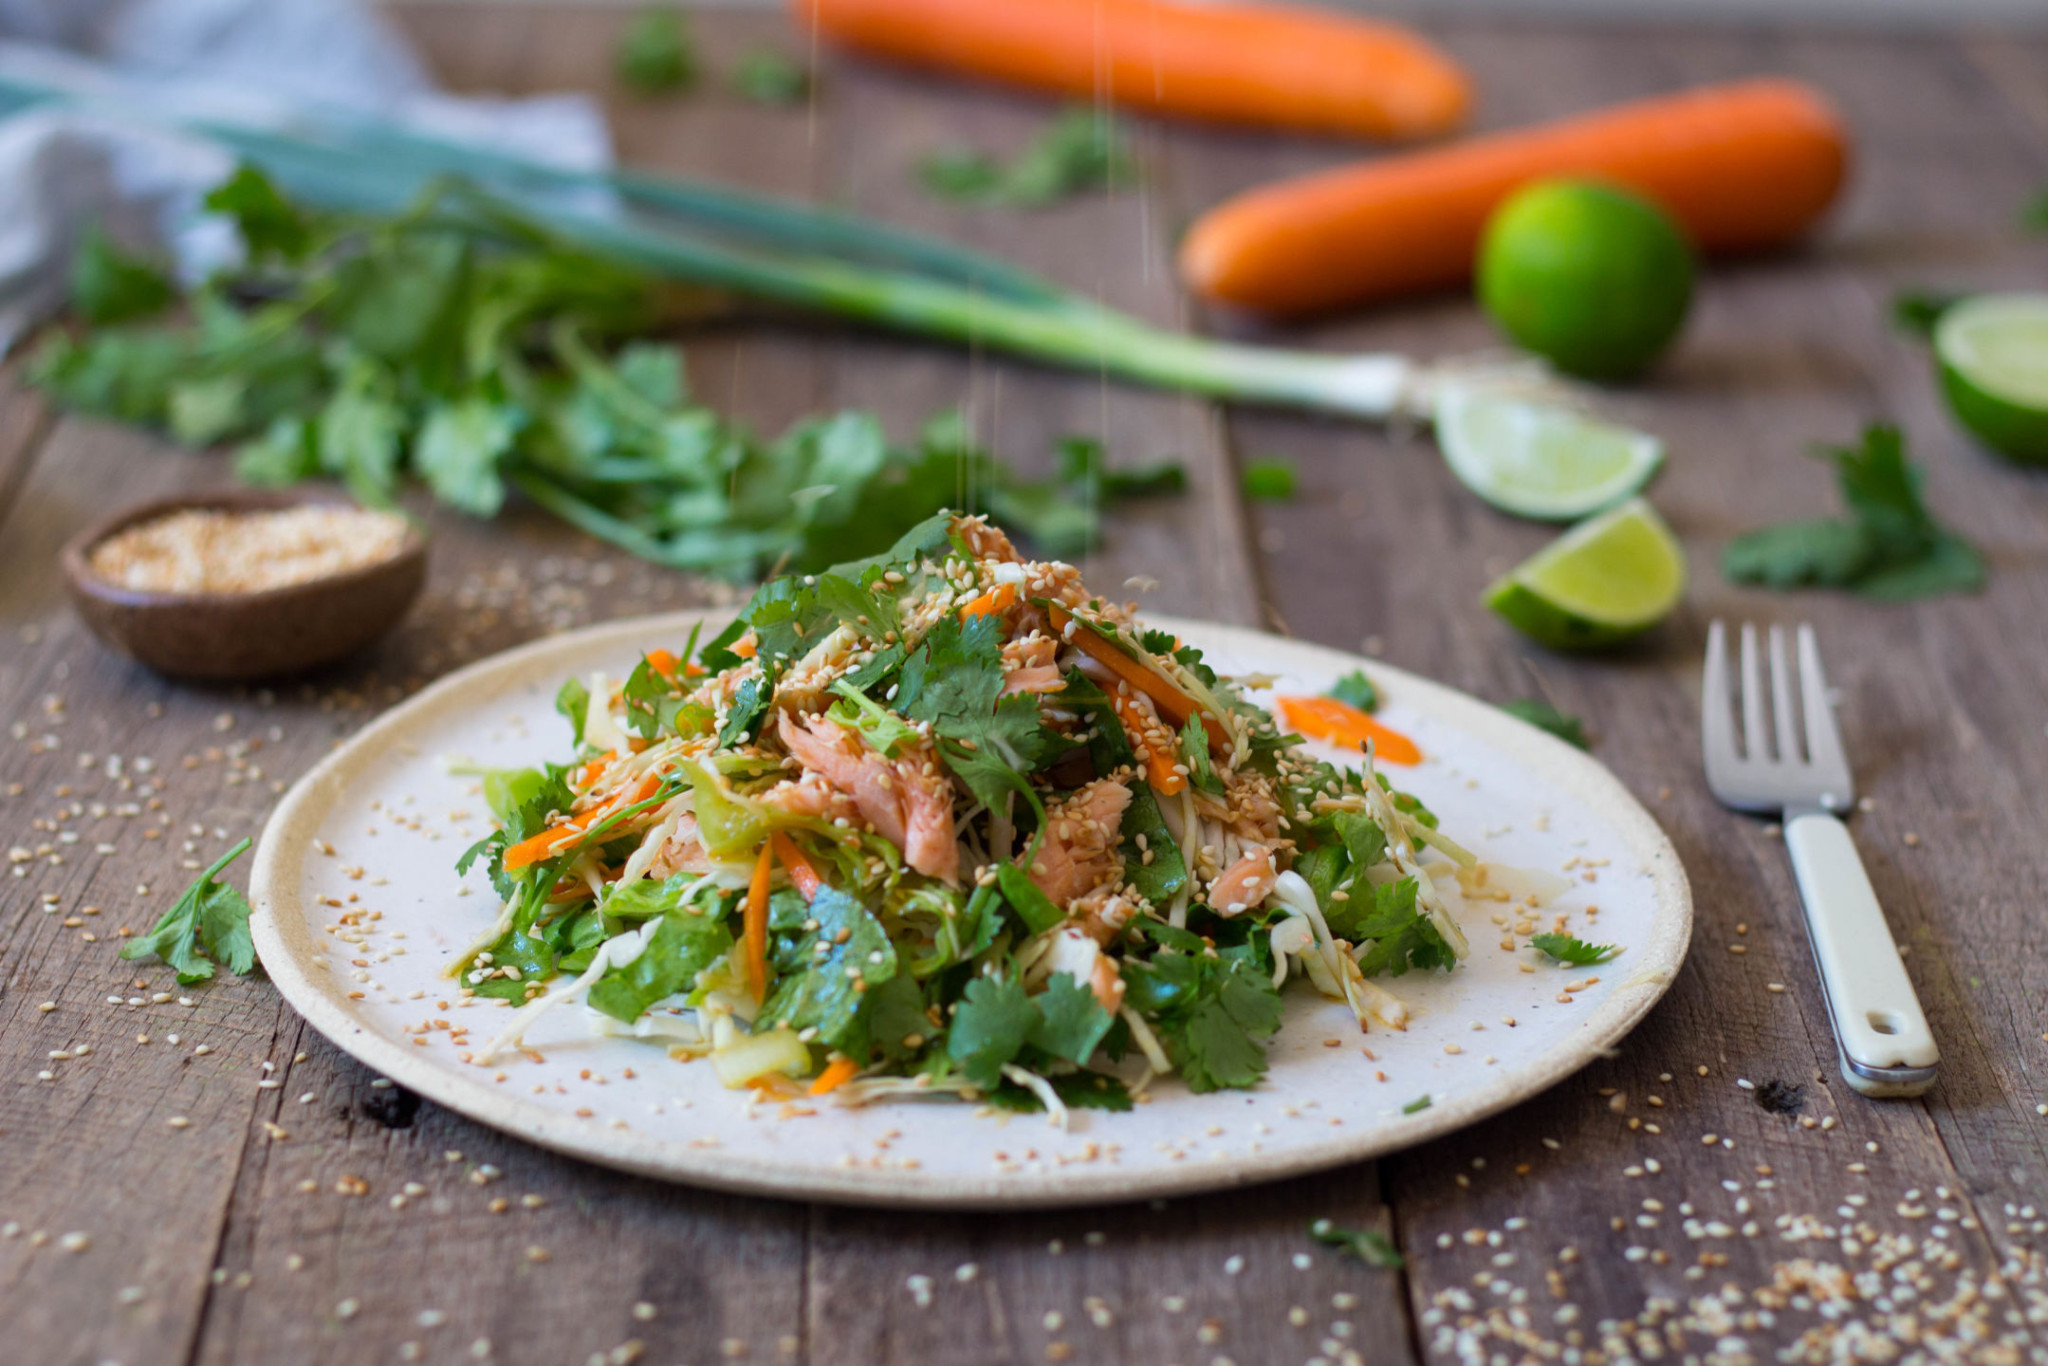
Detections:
[250, 609, 1692, 1209]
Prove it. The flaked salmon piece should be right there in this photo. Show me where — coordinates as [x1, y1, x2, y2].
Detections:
[1001, 633, 1066, 697]
[1208, 845, 1277, 916]
[777, 712, 960, 884]
[760, 773, 856, 825]
[951, 514, 1023, 564]
[646, 812, 711, 879]
[1029, 778, 1132, 907]
[1071, 886, 1141, 947]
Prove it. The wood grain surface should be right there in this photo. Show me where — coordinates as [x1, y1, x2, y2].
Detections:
[1, 8, 2044, 1365]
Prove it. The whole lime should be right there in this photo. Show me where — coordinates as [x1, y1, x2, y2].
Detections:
[1477, 180, 1695, 381]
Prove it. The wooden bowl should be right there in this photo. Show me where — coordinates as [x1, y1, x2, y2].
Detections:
[61, 489, 428, 682]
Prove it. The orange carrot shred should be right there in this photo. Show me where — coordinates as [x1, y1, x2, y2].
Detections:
[1111, 692, 1186, 796]
[1276, 695, 1423, 766]
[500, 772, 661, 872]
[744, 842, 773, 1004]
[644, 649, 679, 680]
[958, 581, 1019, 620]
[809, 1057, 860, 1095]
[1046, 604, 1229, 751]
[772, 831, 822, 902]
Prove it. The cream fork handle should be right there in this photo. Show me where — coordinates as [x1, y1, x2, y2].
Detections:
[1784, 812, 1939, 1097]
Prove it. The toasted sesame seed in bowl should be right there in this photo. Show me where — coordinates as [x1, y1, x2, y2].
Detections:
[61, 489, 428, 681]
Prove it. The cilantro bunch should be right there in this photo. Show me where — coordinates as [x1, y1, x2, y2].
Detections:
[1723, 424, 1985, 601]
[32, 167, 1180, 580]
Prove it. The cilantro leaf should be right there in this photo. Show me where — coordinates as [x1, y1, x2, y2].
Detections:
[1240, 457, 1298, 501]
[920, 107, 1135, 209]
[1891, 290, 1962, 339]
[616, 7, 696, 95]
[1027, 972, 1115, 1066]
[621, 657, 707, 741]
[734, 49, 809, 105]
[1500, 699, 1589, 750]
[71, 227, 176, 326]
[204, 165, 312, 262]
[555, 677, 590, 743]
[1309, 1219, 1404, 1269]
[417, 397, 518, 517]
[1180, 713, 1225, 796]
[1346, 878, 1455, 977]
[760, 886, 898, 1052]
[1124, 945, 1282, 1093]
[1328, 670, 1379, 713]
[986, 1070, 1132, 1114]
[1529, 932, 1621, 966]
[1057, 436, 1187, 501]
[946, 974, 1037, 1087]
[588, 897, 733, 1023]
[717, 676, 771, 748]
[1724, 425, 1985, 601]
[900, 614, 1073, 810]
[1060, 670, 1187, 904]
[120, 838, 257, 984]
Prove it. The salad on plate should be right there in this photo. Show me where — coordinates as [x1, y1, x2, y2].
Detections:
[452, 513, 1491, 1122]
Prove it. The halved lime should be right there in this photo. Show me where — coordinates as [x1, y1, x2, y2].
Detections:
[1934, 292, 2048, 466]
[1484, 498, 1686, 649]
[1436, 383, 1664, 521]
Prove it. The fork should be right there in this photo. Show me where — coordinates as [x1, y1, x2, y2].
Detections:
[1702, 622, 1939, 1098]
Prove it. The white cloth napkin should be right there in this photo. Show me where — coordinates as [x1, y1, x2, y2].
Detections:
[0, 0, 612, 351]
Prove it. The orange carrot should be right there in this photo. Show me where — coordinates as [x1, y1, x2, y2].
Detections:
[744, 842, 773, 1004]
[644, 649, 679, 680]
[958, 581, 1019, 620]
[1277, 696, 1422, 767]
[733, 637, 757, 659]
[771, 831, 822, 902]
[1110, 692, 1186, 797]
[501, 772, 661, 872]
[808, 1057, 860, 1095]
[794, 0, 1468, 143]
[1046, 604, 1229, 751]
[1180, 79, 1848, 317]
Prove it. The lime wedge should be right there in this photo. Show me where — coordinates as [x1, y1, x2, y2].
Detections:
[1484, 498, 1686, 649]
[1934, 293, 2048, 466]
[1436, 384, 1664, 521]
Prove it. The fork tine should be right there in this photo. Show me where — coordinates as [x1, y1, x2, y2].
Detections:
[1768, 625, 1802, 763]
[1739, 622, 1769, 762]
[1797, 624, 1852, 786]
[1702, 620, 1734, 765]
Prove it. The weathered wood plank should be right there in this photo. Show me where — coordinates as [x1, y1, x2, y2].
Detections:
[1175, 19, 2048, 1359]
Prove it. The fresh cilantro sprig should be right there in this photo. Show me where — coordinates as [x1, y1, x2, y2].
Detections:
[734, 49, 809, 105]
[1723, 424, 1985, 601]
[121, 838, 258, 984]
[1328, 670, 1379, 712]
[1891, 290, 1962, 339]
[1501, 698, 1589, 750]
[920, 107, 1136, 209]
[1529, 932, 1620, 966]
[1240, 457, 1298, 501]
[32, 168, 1180, 580]
[616, 7, 697, 95]
[1309, 1219, 1404, 1269]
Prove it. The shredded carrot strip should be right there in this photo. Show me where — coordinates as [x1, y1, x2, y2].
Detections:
[958, 581, 1019, 620]
[1047, 604, 1229, 750]
[744, 842, 773, 1004]
[644, 649, 679, 680]
[1276, 695, 1422, 766]
[771, 831, 822, 902]
[809, 1057, 860, 1095]
[733, 637, 757, 659]
[572, 752, 616, 791]
[1111, 692, 1186, 795]
[501, 772, 661, 871]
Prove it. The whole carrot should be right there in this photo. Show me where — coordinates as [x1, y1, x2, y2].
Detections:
[1179, 78, 1849, 317]
[793, 0, 1470, 143]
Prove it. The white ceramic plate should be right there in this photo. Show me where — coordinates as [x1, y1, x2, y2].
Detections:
[251, 611, 1690, 1208]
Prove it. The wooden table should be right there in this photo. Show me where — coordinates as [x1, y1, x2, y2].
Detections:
[4, 8, 2047, 1364]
